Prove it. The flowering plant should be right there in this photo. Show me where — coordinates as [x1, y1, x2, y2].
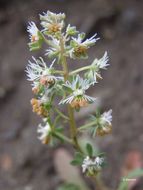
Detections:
[26, 11, 114, 190]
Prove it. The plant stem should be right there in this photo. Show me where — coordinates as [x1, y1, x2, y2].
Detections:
[53, 70, 64, 75]
[53, 132, 73, 144]
[69, 65, 91, 75]
[78, 121, 97, 131]
[59, 36, 83, 153]
[93, 176, 109, 190]
[59, 34, 107, 190]
[54, 107, 70, 121]
[53, 115, 61, 128]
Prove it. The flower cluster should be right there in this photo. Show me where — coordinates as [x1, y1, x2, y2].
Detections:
[85, 51, 109, 84]
[60, 75, 96, 110]
[89, 109, 113, 137]
[79, 109, 112, 137]
[26, 56, 63, 118]
[69, 33, 99, 59]
[26, 11, 112, 178]
[40, 11, 65, 36]
[31, 98, 48, 117]
[26, 57, 56, 87]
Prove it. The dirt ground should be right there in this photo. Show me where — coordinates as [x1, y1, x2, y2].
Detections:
[0, 0, 143, 190]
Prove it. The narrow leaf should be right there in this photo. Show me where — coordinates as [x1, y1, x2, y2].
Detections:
[86, 143, 93, 157]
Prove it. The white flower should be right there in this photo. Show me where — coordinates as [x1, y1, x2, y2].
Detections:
[27, 22, 39, 42]
[101, 109, 112, 126]
[26, 57, 47, 81]
[85, 52, 109, 84]
[95, 157, 104, 167]
[40, 11, 65, 34]
[82, 156, 91, 173]
[37, 122, 51, 144]
[82, 156, 104, 174]
[69, 33, 99, 59]
[59, 75, 96, 108]
[88, 109, 112, 136]
[95, 51, 109, 69]
[25, 57, 57, 84]
[72, 33, 99, 47]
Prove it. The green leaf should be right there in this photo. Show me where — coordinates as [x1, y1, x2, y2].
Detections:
[95, 107, 101, 117]
[118, 169, 143, 190]
[75, 152, 84, 160]
[86, 143, 93, 157]
[70, 159, 82, 166]
[58, 183, 80, 190]
[70, 152, 84, 166]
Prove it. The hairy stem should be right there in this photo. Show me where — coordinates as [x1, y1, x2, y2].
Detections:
[59, 35, 107, 190]
[59, 36, 83, 153]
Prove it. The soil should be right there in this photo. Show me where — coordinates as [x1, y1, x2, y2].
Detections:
[0, 0, 143, 190]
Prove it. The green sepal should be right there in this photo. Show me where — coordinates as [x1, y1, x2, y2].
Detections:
[28, 31, 44, 51]
[43, 30, 61, 39]
[79, 32, 85, 40]
[70, 40, 77, 48]
[66, 24, 78, 36]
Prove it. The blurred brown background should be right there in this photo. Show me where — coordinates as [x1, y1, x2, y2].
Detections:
[0, 0, 143, 190]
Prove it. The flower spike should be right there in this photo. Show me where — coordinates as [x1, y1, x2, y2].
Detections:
[25, 11, 113, 182]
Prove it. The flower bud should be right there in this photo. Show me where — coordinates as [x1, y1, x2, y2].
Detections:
[30, 98, 48, 117]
